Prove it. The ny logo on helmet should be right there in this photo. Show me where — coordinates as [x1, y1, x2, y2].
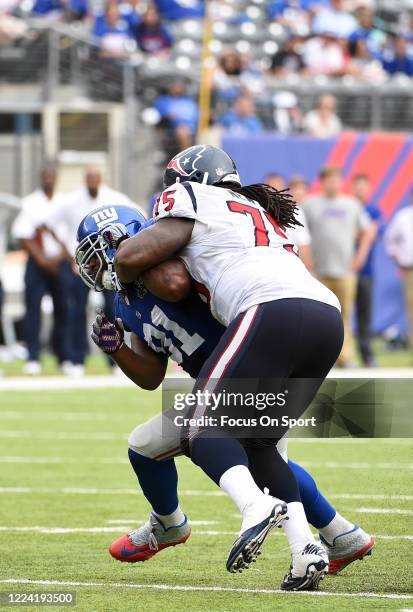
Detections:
[92, 207, 119, 229]
[166, 146, 206, 177]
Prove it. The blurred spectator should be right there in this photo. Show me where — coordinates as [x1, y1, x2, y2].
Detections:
[264, 173, 286, 191]
[381, 35, 413, 77]
[46, 166, 138, 375]
[153, 80, 198, 151]
[303, 94, 342, 138]
[136, 4, 172, 55]
[218, 94, 264, 134]
[312, 0, 357, 39]
[212, 50, 244, 103]
[349, 5, 385, 56]
[348, 38, 385, 81]
[270, 35, 306, 77]
[301, 166, 373, 367]
[0, 194, 20, 358]
[31, 0, 88, 20]
[385, 200, 413, 348]
[272, 90, 303, 134]
[93, 2, 136, 59]
[12, 164, 70, 376]
[287, 175, 313, 270]
[0, 13, 28, 44]
[302, 32, 348, 76]
[119, 0, 141, 33]
[352, 174, 381, 366]
[0, 0, 19, 11]
[153, 0, 204, 20]
[268, 1, 327, 37]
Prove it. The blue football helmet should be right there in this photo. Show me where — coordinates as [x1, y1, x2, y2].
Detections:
[75, 205, 148, 291]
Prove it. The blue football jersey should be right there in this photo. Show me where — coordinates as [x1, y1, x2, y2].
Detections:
[114, 286, 225, 378]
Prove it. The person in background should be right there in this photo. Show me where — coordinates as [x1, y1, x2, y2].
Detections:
[218, 93, 263, 134]
[301, 167, 374, 367]
[380, 35, 413, 77]
[270, 35, 307, 77]
[302, 32, 348, 77]
[153, 80, 198, 152]
[0, 194, 21, 364]
[385, 199, 413, 350]
[352, 174, 381, 366]
[264, 174, 313, 270]
[264, 172, 286, 192]
[268, 0, 327, 37]
[153, 0, 204, 21]
[12, 164, 70, 376]
[135, 3, 172, 56]
[288, 175, 313, 270]
[272, 90, 303, 134]
[349, 4, 385, 56]
[303, 93, 342, 138]
[93, 1, 136, 59]
[31, 0, 88, 20]
[212, 49, 244, 103]
[46, 166, 140, 376]
[312, 0, 357, 39]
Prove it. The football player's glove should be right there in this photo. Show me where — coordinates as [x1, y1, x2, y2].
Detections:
[91, 309, 124, 354]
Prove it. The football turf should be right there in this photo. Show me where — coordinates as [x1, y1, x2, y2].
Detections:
[0, 387, 412, 611]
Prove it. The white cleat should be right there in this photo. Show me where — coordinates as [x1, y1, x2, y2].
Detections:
[23, 361, 42, 376]
[227, 496, 288, 573]
[281, 543, 329, 591]
[320, 525, 375, 574]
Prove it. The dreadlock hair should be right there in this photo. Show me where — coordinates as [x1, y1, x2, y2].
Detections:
[217, 182, 303, 229]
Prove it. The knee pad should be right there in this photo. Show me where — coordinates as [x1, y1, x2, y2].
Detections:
[128, 413, 182, 460]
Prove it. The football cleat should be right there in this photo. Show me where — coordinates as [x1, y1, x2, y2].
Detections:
[281, 543, 329, 591]
[109, 513, 191, 563]
[226, 501, 288, 573]
[320, 525, 375, 575]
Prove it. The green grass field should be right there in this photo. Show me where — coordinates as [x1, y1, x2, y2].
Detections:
[0, 387, 412, 611]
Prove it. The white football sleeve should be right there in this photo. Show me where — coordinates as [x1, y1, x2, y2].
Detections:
[153, 182, 198, 222]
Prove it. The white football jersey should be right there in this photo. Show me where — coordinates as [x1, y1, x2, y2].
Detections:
[154, 181, 340, 326]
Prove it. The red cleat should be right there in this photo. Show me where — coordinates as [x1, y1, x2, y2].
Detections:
[320, 526, 375, 575]
[109, 514, 191, 563]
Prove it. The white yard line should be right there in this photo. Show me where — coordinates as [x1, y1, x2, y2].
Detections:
[0, 411, 114, 421]
[0, 430, 411, 445]
[0, 431, 127, 440]
[300, 461, 413, 470]
[0, 526, 411, 540]
[0, 486, 411, 501]
[355, 508, 413, 516]
[0, 368, 412, 392]
[0, 578, 412, 600]
[0, 456, 128, 464]
[0, 455, 411, 470]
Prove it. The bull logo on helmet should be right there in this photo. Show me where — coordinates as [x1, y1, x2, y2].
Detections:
[166, 146, 206, 177]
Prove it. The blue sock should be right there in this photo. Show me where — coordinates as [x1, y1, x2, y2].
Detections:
[190, 433, 248, 485]
[128, 448, 179, 515]
[289, 460, 336, 529]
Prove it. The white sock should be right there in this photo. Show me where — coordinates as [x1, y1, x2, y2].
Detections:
[319, 512, 354, 544]
[282, 501, 316, 555]
[219, 465, 265, 515]
[219, 465, 281, 534]
[153, 505, 186, 529]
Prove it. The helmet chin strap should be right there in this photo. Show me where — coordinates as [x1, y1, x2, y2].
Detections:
[102, 264, 118, 291]
[202, 172, 209, 184]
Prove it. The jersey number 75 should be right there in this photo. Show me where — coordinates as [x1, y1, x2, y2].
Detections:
[227, 200, 287, 246]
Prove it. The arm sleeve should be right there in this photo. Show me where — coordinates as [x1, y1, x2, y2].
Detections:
[153, 182, 198, 222]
